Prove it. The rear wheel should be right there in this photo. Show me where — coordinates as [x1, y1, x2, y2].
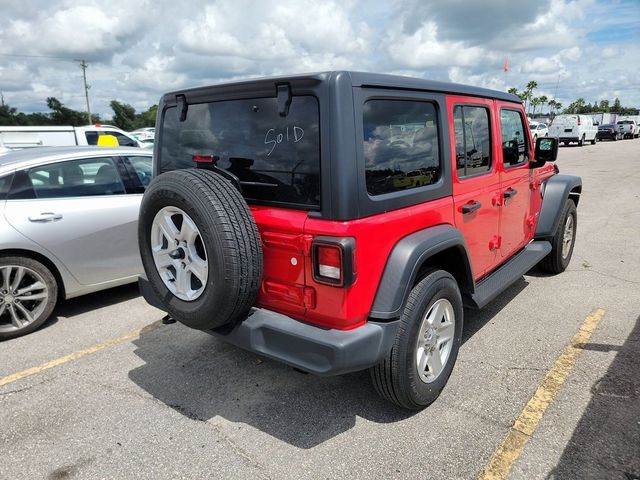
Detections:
[578, 134, 585, 147]
[370, 269, 463, 410]
[0, 256, 57, 340]
[139, 169, 263, 330]
[540, 199, 577, 274]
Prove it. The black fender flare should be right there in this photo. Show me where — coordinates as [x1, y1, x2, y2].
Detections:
[369, 225, 473, 320]
[535, 174, 582, 239]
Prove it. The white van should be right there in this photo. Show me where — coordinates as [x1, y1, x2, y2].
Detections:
[0, 125, 147, 150]
[548, 114, 598, 146]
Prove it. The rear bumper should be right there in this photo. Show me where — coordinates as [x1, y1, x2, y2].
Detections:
[558, 136, 579, 143]
[138, 275, 399, 376]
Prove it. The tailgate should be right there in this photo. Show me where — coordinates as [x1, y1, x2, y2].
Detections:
[251, 205, 310, 316]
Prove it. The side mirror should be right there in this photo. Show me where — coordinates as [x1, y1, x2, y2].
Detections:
[531, 136, 558, 168]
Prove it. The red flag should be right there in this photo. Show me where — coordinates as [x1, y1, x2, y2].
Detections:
[503, 58, 509, 73]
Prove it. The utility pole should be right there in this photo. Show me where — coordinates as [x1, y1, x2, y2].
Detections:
[79, 59, 92, 124]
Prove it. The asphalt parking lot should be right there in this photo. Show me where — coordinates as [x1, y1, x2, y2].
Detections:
[1, 139, 639, 480]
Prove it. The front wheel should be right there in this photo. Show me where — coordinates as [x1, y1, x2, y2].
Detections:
[0, 256, 58, 340]
[590, 136, 596, 145]
[540, 199, 577, 274]
[370, 269, 463, 410]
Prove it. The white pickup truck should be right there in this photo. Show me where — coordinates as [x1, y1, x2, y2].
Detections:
[0, 125, 150, 150]
[616, 120, 639, 139]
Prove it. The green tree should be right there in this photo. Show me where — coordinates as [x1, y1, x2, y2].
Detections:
[110, 100, 137, 131]
[46, 97, 88, 126]
[598, 100, 610, 112]
[133, 104, 158, 129]
[612, 97, 622, 112]
[538, 95, 548, 114]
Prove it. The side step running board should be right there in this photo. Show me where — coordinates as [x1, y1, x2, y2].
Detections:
[467, 241, 552, 309]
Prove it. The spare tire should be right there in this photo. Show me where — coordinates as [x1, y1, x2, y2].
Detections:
[138, 169, 263, 330]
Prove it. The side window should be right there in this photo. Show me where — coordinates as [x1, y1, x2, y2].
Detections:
[0, 173, 13, 200]
[26, 157, 125, 198]
[126, 156, 153, 191]
[112, 132, 137, 147]
[85, 131, 98, 145]
[453, 105, 491, 178]
[500, 109, 529, 167]
[363, 99, 440, 196]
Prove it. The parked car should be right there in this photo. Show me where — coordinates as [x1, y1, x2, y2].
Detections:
[0, 125, 148, 150]
[529, 122, 549, 140]
[137, 71, 581, 410]
[130, 127, 155, 141]
[0, 147, 152, 339]
[596, 124, 622, 141]
[548, 114, 597, 146]
[616, 120, 638, 139]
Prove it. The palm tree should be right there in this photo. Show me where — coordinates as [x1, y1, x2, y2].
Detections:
[531, 97, 541, 117]
[539, 95, 548, 115]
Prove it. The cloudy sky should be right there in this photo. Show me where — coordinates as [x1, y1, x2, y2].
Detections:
[1, 0, 639, 120]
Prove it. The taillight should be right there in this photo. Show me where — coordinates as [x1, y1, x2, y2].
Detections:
[312, 237, 356, 287]
[577, 116, 581, 126]
[318, 246, 341, 280]
[193, 155, 215, 163]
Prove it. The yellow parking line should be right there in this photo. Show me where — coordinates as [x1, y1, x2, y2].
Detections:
[0, 320, 162, 388]
[479, 308, 606, 480]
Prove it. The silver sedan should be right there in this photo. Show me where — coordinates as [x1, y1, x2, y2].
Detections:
[0, 146, 153, 339]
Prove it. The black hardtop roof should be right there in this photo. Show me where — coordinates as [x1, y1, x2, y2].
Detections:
[162, 71, 521, 104]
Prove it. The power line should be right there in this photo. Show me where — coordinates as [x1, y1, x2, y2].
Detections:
[0, 53, 74, 61]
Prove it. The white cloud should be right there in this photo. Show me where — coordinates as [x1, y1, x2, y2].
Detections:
[387, 21, 489, 69]
[0, 0, 638, 118]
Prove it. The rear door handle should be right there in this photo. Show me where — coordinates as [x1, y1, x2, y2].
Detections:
[28, 212, 63, 222]
[462, 201, 482, 214]
[503, 188, 518, 199]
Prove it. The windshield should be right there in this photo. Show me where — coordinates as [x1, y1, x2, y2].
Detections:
[159, 95, 320, 208]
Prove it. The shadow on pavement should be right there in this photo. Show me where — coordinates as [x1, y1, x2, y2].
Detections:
[55, 283, 140, 318]
[128, 277, 529, 448]
[547, 315, 640, 479]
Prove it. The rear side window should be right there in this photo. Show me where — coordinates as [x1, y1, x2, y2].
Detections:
[500, 109, 529, 167]
[363, 100, 440, 196]
[160, 96, 320, 208]
[0, 173, 13, 200]
[453, 105, 491, 178]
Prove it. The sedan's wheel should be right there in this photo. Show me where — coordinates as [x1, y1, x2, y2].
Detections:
[0, 256, 57, 340]
[370, 269, 463, 410]
[540, 199, 577, 274]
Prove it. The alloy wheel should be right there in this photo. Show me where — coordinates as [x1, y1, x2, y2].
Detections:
[0, 266, 50, 334]
[415, 298, 455, 383]
[151, 206, 208, 301]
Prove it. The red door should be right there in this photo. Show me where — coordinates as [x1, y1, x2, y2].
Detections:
[448, 96, 501, 280]
[496, 105, 536, 258]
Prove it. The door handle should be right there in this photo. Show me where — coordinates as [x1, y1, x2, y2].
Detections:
[461, 201, 482, 214]
[503, 188, 518, 199]
[28, 212, 63, 222]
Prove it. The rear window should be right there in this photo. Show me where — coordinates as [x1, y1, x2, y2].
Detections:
[159, 96, 320, 208]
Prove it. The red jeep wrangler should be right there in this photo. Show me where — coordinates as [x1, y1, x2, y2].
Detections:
[138, 72, 581, 410]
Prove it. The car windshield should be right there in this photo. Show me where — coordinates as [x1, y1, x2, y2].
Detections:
[159, 96, 321, 208]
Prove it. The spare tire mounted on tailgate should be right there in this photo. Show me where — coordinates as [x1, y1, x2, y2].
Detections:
[138, 169, 263, 330]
